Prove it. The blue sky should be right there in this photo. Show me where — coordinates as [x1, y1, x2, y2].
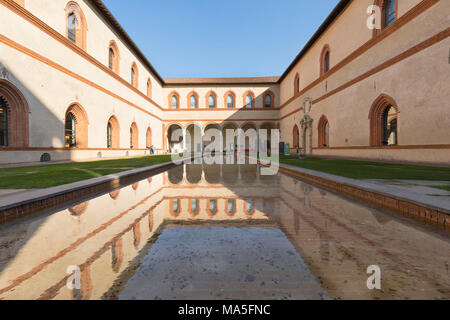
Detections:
[102, 0, 340, 78]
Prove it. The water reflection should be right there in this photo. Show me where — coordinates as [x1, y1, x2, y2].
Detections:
[0, 160, 448, 300]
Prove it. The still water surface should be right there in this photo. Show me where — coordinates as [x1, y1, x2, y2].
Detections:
[0, 161, 449, 300]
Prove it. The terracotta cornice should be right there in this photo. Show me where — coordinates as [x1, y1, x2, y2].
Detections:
[280, 26, 449, 120]
[0, 0, 165, 111]
[279, 0, 440, 108]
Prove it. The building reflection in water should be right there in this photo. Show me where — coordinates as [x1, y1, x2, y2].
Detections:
[0, 161, 448, 300]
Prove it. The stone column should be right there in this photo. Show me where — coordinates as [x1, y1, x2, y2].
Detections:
[183, 128, 187, 153]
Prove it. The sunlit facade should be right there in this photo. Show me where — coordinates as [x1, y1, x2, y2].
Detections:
[0, 0, 448, 164]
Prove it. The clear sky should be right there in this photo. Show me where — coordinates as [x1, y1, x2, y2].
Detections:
[102, 0, 340, 78]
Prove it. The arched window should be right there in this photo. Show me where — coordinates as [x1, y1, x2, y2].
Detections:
[65, 2, 87, 50]
[246, 94, 252, 108]
[170, 199, 180, 217]
[227, 95, 234, 108]
[188, 92, 198, 109]
[245, 199, 255, 216]
[226, 199, 236, 216]
[146, 127, 152, 148]
[172, 95, 178, 108]
[224, 91, 235, 109]
[293, 125, 300, 149]
[0, 80, 30, 148]
[294, 73, 300, 94]
[108, 49, 114, 70]
[209, 95, 215, 108]
[0, 97, 8, 147]
[189, 199, 199, 216]
[111, 239, 123, 273]
[318, 115, 330, 148]
[131, 63, 138, 88]
[320, 45, 331, 76]
[132, 223, 141, 249]
[108, 41, 120, 73]
[107, 122, 112, 148]
[147, 78, 152, 98]
[382, 106, 397, 146]
[130, 122, 138, 149]
[65, 103, 88, 148]
[383, 0, 396, 28]
[170, 93, 179, 109]
[206, 91, 217, 109]
[207, 199, 217, 217]
[65, 112, 77, 147]
[324, 52, 330, 73]
[244, 91, 255, 109]
[263, 91, 274, 108]
[369, 94, 399, 146]
[264, 95, 272, 108]
[68, 13, 77, 44]
[106, 116, 120, 148]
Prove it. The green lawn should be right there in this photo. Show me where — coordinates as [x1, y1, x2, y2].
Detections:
[278, 155, 450, 181]
[428, 185, 450, 192]
[0, 155, 175, 189]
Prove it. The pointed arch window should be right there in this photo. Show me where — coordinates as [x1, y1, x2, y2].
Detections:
[0, 81, 30, 148]
[227, 95, 234, 108]
[264, 94, 272, 108]
[293, 125, 300, 149]
[147, 79, 152, 98]
[0, 97, 8, 147]
[245, 199, 255, 216]
[108, 41, 120, 73]
[320, 45, 331, 76]
[129, 127, 133, 149]
[107, 122, 112, 148]
[318, 116, 330, 148]
[191, 199, 199, 214]
[324, 51, 330, 73]
[68, 13, 77, 44]
[65, 2, 87, 50]
[226, 199, 235, 215]
[171, 94, 179, 109]
[107, 116, 120, 149]
[208, 199, 217, 215]
[264, 91, 274, 108]
[245, 94, 253, 109]
[294, 73, 300, 94]
[369, 94, 399, 147]
[172, 199, 180, 215]
[383, 0, 396, 28]
[190, 95, 197, 109]
[108, 48, 114, 69]
[65, 112, 77, 148]
[130, 122, 138, 149]
[131, 63, 138, 88]
[146, 127, 152, 148]
[209, 94, 216, 109]
[382, 106, 397, 146]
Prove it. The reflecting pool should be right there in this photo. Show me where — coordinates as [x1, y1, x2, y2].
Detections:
[0, 160, 449, 300]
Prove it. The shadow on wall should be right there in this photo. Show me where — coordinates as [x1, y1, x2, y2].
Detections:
[0, 65, 74, 164]
[0, 65, 154, 165]
[166, 90, 281, 155]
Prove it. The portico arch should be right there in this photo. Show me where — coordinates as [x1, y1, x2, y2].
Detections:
[167, 123, 183, 153]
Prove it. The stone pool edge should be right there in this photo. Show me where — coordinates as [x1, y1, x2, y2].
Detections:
[259, 160, 450, 229]
[0, 158, 191, 225]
